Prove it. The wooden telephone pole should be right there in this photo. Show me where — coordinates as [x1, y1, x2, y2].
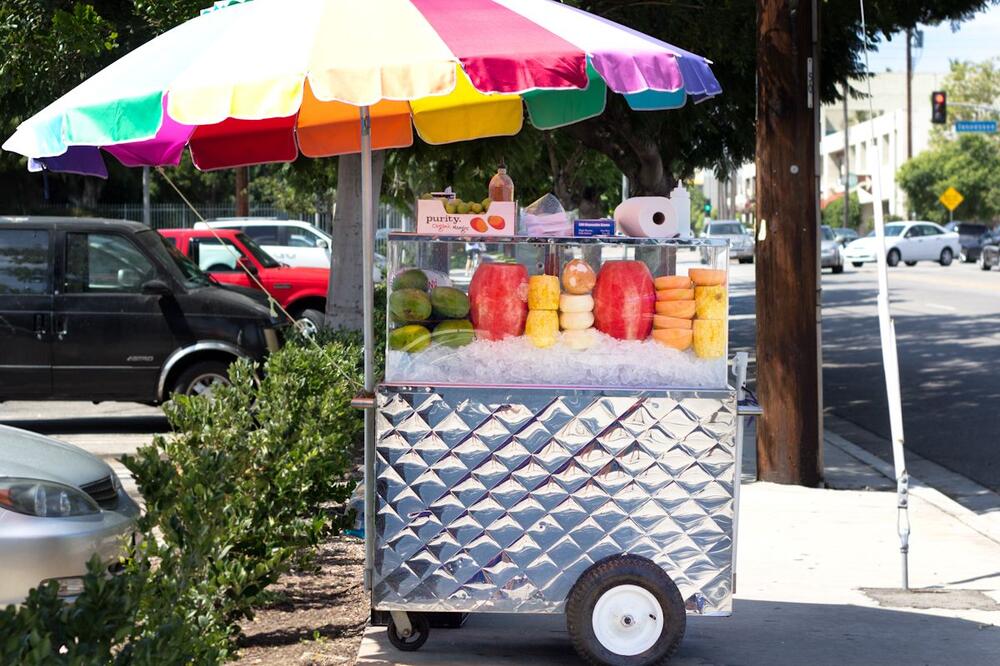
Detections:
[754, 0, 823, 485]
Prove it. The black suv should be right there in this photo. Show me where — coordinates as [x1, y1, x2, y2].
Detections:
[0, 217, 281, 402]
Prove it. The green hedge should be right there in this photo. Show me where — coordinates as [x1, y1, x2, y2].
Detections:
[0, 331, 370, 664]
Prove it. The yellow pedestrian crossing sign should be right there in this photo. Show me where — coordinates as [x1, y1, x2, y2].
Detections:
[939, 187, 964, 212]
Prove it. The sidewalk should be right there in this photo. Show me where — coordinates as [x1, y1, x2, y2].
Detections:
[357, 425, 1000, 666]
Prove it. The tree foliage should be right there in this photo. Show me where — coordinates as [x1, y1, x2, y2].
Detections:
[897, 134, 1000, 223]
[822, 192, 862, 229]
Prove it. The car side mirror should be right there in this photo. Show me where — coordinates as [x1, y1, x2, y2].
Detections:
[118, 268, 142, 289]
[317, 238, 329, 249]
[237, 258, 259, 275]
[141, 279, 172, 296]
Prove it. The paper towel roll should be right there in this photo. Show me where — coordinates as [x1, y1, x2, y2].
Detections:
[614, 197, 679, 238]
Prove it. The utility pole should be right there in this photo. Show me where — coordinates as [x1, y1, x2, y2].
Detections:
[754, 0, 823, 486]
[843, 80, 850, 230]
[906, 29, 913, 160]
[235, 166, 250, 217]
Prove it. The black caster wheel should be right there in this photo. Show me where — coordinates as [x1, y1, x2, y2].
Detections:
[387, 613, 430, 652]
[567, 555, 686, 665]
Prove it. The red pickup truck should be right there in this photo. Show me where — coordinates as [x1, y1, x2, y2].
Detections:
[160, 228, 329, 332]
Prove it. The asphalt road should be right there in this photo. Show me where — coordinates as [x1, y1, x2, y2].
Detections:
[728, 258, 1000, 493]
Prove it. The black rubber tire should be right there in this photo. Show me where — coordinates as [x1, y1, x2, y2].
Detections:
[567, 555, 686, 666]
[171, 360, 231, 397]
[939, 247, 954, 266]
[295, 308, 326, 336]
[737, 256, 752, 264]
[832, 263, 844, 274]
[387, 613, 430, 652]
[980, 254, 992, 271]
[904, 261, 917, 267]
[852, 261, 864, 267]
[886, 249, 901, 267]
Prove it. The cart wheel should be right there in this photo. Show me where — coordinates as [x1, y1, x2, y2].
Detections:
[567, 556, 685, 666]
[387, 613, 430, 652]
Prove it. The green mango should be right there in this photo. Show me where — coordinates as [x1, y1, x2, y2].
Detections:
[430, 286, 471, 319]
[388, 289, 432, 322]
[389, 324, 432, 352]
[433, 320, 474, 348]
[391, 268, 429, 292]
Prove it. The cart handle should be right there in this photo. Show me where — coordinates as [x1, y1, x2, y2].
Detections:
[351, 390, 375, 410]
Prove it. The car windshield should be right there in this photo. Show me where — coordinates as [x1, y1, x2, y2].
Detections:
[821, 226, 835, 241]
[140, 231, 213, 288]
[709, 223, 744, 235]
[867, 225, 905, 238]
[237, 233, 281, 268]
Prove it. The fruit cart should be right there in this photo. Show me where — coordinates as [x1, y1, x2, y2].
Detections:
[358, 234, 759, 665]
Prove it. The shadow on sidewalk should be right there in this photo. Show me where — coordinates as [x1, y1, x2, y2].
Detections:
[359, 599, 1000, 666]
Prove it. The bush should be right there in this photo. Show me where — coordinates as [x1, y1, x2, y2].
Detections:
[0, 336, 366, 665]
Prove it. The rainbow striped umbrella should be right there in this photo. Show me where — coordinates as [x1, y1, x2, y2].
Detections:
[2, 0, 720, 177]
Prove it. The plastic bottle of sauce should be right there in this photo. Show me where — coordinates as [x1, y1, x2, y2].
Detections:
[488, 163, 514, 202]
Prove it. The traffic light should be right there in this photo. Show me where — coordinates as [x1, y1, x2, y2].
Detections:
[703, 203, 712, 214]
[931, 91, 947, 124]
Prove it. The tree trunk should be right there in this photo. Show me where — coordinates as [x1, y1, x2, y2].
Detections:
[326, 151, 386, 331]
[754, 0, 822, 486]
[235, 167, 249, 216]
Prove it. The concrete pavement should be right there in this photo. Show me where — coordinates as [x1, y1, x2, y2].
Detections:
[357, 426, 1000, 666]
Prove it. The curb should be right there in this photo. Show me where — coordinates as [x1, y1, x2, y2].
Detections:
[824, 430, 1000, 547]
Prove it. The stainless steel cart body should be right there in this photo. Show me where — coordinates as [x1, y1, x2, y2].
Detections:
[372, 379, 746, 617]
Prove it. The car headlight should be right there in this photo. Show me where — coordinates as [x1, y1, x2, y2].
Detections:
[0, 478, 100, 517]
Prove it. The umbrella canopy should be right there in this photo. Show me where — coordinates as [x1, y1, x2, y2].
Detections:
[3, 0, 721, 177]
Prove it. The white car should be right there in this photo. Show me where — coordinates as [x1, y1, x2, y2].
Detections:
[843, 221, 960, 268]
[195, 218, 386, 279]
[701, 220, 755, 263]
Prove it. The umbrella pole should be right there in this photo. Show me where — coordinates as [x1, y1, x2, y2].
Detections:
[360, 105, 377, 593]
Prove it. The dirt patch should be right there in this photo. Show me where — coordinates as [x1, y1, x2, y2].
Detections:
[233, 537, 367, 665]
[861, 587, 1000, 612]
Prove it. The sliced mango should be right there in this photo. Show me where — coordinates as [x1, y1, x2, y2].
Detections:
[656, 288, 695, 302]
[528, 275, 560, 310]
[653, 315, 693, 330]
[655, 300, 696, 318]
[525, 309, 559, 348]
[652, 328, 693, 350]
[693, 319, 726, 359]
[654, 275, 692, 290]
[694, 285, 727, 320]
[689, 268, 727, 286]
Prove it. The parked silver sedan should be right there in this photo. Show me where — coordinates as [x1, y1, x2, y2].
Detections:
[0, 425, 139, 606]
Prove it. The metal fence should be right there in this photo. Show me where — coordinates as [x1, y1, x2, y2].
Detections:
[28, 202, 411, 255]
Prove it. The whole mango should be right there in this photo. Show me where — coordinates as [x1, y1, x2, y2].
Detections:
[391, 268, 429, 291]
[388, 324, 432, 352]
[430, 286, 471, 319]
[433, 319, 474, 347]
[389, 288, 432, 322]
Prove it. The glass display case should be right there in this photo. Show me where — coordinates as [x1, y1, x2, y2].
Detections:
[384, 235, 730, 389]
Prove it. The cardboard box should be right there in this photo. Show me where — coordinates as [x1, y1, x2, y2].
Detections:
[416, 199, 517, 236]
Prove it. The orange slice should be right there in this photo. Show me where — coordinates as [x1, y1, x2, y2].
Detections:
[655, 300, 696, 318]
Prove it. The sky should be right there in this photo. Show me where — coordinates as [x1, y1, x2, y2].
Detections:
[865, 4, 1000, 73]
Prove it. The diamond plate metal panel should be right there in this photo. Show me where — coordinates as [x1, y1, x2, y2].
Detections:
[374, 385, 737, 615]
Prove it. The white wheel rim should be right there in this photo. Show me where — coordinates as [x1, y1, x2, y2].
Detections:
[297, 317, 318, 337]
[592, 584, 664, 656]
[188, 373, 227, 398]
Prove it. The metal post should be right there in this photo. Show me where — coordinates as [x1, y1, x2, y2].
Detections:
[843, 80, 850, 230]
[859, 7, 910, 588]
[906, 29, 913, 161]
[360, 106, 377, 593]
[142, 167, 151, 227]
[621, 174, 629, 203]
